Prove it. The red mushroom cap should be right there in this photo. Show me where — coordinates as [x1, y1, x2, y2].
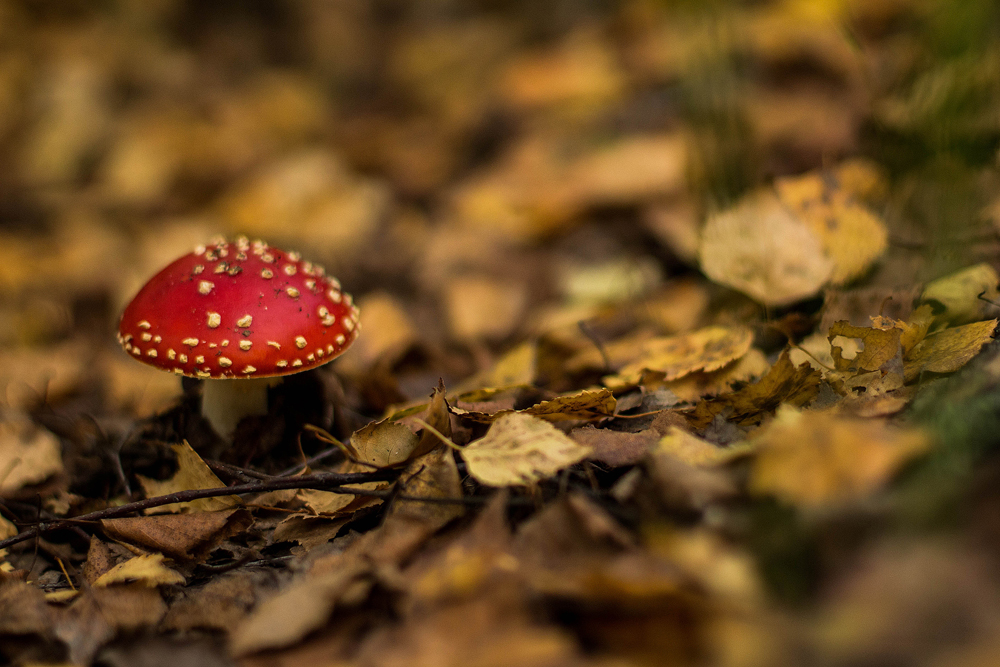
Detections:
[118, 237, 360, 379]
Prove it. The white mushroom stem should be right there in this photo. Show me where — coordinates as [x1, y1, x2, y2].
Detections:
[201, 377, 281, 440]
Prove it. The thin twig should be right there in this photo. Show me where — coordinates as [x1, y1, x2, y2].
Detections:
[0, 469, 398, 551]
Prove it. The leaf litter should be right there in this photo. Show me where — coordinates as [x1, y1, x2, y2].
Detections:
[2, 2, 1000, 666]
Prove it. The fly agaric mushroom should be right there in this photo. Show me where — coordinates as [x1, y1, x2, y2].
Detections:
[118, 236, 360, 438]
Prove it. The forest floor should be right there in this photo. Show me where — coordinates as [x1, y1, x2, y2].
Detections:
[3, 1, 1000, 665]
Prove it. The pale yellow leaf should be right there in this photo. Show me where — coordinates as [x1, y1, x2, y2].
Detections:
[699, 190, 833, 306]
[462, 413, 593, 486]
[94, 553, 185, 588]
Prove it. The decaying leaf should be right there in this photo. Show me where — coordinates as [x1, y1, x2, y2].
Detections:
[137, 441, 239, 514]
[750, 406, 930, 507]
[689, 351, 822, 428]
[462, 412, 593, 486]
[828, 320, 902, 373]
[93, 553, 185, 588]
[699, 190, 834, 306]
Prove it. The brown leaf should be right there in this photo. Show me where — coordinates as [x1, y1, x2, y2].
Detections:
[570, 425, 659, 467]
[101, 508, 252, 561]
[828, 320, 902, 373]
[136, 441, 239, 514]
[609, 325, 754, 386]
[522, 388, 617, 422]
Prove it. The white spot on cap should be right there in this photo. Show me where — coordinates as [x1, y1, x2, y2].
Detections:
[305, 279, 317, 291]
[237, 314, 253, 328]
[209, 343, 217, 348]
[276, 360, 288, 367]
[131, 347, 141, 356]
[194, 245, 206, 255]
[138, 321, 151, 330]
[141, 333, 152, 342]
[286, 287, 300, 298]
[218, 357, 232, 367]
[344, 294, 353, 307]
[295, 336, 307, 348]
[242, 366, 256, 374]
[307, 353, 315, 362]
[267, 341, 281, 349]
[335, 334, 346, 345]
[197, 370, 211, 378]
[283, 264, 297, 276]
[292, 359, 303, 367]
[153, 335, 162, 343]
[207, 312, 221, 328]
[195, 355, 205, 364]
[179, 354, 188, 363]
[173, 368, 184, 375]
[261, 253, 275, 263]
[322, 315, 336, 327]
[344, 318, 355, 332]
[198, 281, 214, 295]
[183, 338, 199, 347]
[239, 340, 252, 351]
[193, 265, 205, 275]
[327, 290, 341, 303]
[326, 344, 334, 354]
[318, 306, 329, 317]
[167, 349, 176, 360]
[147, 349, 157, 358]
[214, 263, 227, 274]
[261, 269, 273, 279]
[287, 251, 301, 261]
[329, 278, 341, 290]
[221, 340, 229, 347]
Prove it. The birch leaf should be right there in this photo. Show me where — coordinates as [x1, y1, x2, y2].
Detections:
[462, 412, 592, 486]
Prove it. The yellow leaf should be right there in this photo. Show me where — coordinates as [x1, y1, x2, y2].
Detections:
[654, 427, 753, 467]
[137, 442, 239, 514]
[827, 321, 901, 373]
[903, 319, 997, 382]
[462, 413, 593, 486]
[522, 388, 617, 422]
[920, 263, 1000, 326]
[699, 190, 833, 306]
[775, 169, 888, 284]
[94, 553, 185, 588]
[750, 406, 930, 507]
[611, 325, 754, 386]
[0, 413, 62, 495]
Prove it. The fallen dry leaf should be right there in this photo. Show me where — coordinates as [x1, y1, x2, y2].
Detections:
[610, 325, 755, 387]
[100, 509, 252, 562]
[828, 320, 902, 373]
[136, 441, 239, 514]
[93, 553, 185, 588]
[699, 190, 834, 306]
[903, 319, 997, 382]
[750, 406, 930, 507]
[522, 387, 617, 422]
[462, 412, 593, 487]
[654, 426, 752, 467]
[0, 413, 61, 495]
[920, 263, 1000, 326]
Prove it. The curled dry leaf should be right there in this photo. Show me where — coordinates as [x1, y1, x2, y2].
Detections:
[699, 191, 834, 306]
[750, 406, 930, 507]
[523, 388, 617, 422]
[828, 320, 902, 373]
[609, 325, 754, 387]
[462, 412, 593, 486]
